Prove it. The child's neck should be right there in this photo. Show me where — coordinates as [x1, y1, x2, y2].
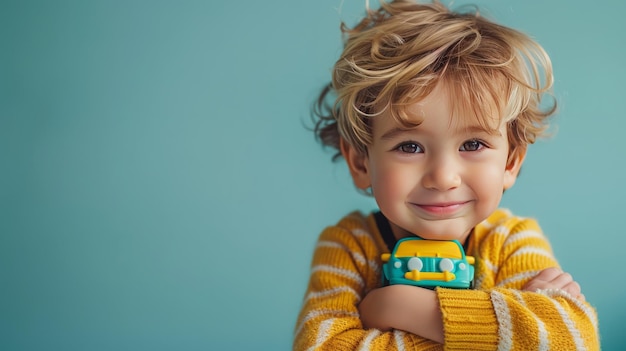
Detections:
[389, 221, 469, 246]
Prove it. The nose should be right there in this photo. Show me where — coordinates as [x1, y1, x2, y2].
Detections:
[421, 155, 462, 191]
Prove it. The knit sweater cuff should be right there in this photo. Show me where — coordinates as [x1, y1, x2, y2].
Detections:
[436, 288, 499, 350]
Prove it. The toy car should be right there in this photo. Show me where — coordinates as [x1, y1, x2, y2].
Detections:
[381, 237, 475, 289]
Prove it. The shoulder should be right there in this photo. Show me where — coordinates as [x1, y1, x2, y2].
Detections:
[312, 211, 386, 288]
[471, 209, 557, 288]
[475, 208, 542, 239]
[320, 211, 374, 239]
[335, 211, 371, 230]
[317, 211, 385, 256]
[473, 208, 551, 256]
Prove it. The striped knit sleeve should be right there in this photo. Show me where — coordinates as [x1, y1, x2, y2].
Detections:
[437, 215, 599, 351]
[293, 216, 442, 351]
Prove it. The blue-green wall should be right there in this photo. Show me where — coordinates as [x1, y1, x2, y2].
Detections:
[2, 0, 624, 349]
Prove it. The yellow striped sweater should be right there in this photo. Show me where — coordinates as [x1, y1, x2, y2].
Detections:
[294, 209, 599, 350]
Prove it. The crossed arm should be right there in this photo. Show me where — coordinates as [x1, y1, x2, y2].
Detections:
[294, 224, 598, 350]
[358, 267, 584, 343]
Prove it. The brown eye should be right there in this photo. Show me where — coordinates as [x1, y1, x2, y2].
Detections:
[460, 140, 484, 152]
[398, 143, 423, 153]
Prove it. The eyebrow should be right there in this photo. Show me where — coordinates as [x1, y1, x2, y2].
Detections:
[461, 125, 503, 137]
[380, 127, 413, 141]
[379, 124, 502, 141]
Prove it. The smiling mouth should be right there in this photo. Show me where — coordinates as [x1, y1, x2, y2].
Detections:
[411, 201, 470, 216]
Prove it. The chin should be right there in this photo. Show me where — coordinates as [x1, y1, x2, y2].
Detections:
[408, 225, 472, 242]
[418, 234, 463, 241]
[391, 217, 473, 242]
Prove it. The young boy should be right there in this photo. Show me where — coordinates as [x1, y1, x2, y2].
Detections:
[294, 1, 599, 350]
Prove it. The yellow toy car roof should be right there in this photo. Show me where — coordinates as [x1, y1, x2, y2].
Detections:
[394, 240, 463, 259]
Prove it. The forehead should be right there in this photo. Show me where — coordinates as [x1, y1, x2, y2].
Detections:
[373, 82, 505, 137]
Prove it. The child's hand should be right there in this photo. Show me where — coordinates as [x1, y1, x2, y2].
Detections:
[358, 285, 398, 331]
[522, 267, 585, 301]
[358, 284, 444, 343]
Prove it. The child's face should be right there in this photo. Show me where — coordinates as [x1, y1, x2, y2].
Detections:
[344, 83, 524, 243]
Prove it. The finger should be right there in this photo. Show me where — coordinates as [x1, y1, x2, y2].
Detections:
[549, 272, 574, 288]
[561, 280, 582, 297]
[536, 267, 563, 281]
[530, 272, 572, 292]
[522, 267, 562, 290]
[523, 279, 548, 292]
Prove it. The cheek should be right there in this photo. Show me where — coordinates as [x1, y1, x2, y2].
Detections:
[469, 162, 507, 199]
[369, 162, 414, 204]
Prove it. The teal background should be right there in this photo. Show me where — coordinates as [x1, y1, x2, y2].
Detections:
[2, 0, 624, 349]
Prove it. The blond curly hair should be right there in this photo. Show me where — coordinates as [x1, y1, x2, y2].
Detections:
[314, 0, 556, 162]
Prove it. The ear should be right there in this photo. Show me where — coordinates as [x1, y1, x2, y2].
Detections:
[340, 138, 371, 190]
[503, 147, 527, 190]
